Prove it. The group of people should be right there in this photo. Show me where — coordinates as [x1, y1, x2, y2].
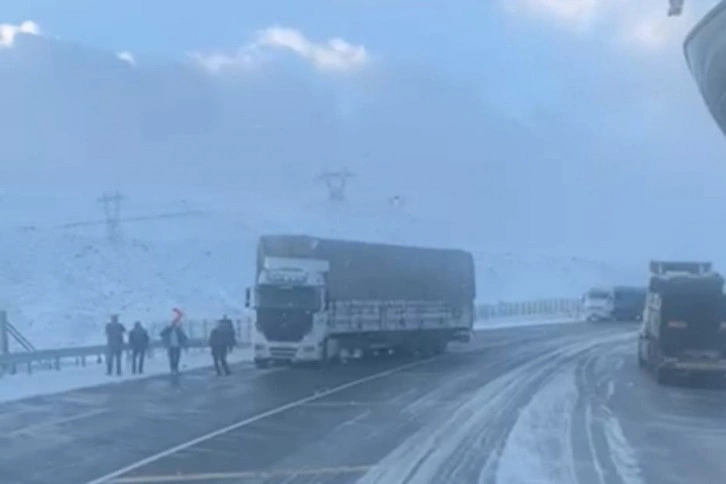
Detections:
[104, 314, 237, 377]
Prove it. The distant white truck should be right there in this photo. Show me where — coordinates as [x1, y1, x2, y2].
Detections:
[582, 288, 614, 321]
[246, 235, 476, 367]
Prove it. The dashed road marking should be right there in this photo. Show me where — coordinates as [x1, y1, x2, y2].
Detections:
[107, 465, 373, 482]
[84, 357, 440, 484]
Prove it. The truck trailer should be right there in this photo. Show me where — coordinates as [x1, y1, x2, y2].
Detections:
[637, 261, 726, 383]
[246, 235, 476, 367]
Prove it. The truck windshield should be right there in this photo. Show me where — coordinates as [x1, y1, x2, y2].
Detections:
[587, 290, 610, 300]
[257, 286, 319, 310]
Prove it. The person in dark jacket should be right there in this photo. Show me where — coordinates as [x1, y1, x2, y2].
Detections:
[128, 321, 150, 375]
[105, 315, 126, 376]
[209, 320, 233, 375]
[219, 315, 237, 352]
[160, 320, 188, 375]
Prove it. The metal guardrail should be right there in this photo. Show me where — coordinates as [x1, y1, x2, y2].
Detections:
[476, 298, 582, 320]
[0, 299, 579, 377]
[0, 339, 251, 376]
[0, 317, 254, 377]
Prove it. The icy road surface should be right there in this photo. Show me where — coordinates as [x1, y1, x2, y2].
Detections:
[1, 322, 725, 484]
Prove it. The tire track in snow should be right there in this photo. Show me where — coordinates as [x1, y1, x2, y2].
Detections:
[494, 368, 579, 484]
[355, 331, 631, 484]
[573, 339, 644, 484]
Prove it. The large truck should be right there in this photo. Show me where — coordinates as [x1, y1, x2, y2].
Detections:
[637, 261, 726, 383]
[246, 235, 476, 367]
[582, 287, 614, 321]
[612, 286, 647, 321]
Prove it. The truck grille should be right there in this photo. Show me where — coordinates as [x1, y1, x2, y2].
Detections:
[256, 308, 313, 342]
[269, 347, 297, 359]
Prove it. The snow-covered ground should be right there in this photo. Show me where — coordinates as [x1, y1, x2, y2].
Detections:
[0, 347, 253, 404]
[0, 190, 645, 349]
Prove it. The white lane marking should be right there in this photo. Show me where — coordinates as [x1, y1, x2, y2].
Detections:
[84, 357, 441, 484]
[6, 409, 108, 438]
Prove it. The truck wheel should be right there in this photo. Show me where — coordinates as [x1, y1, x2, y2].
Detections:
[254, 358, 270, 369]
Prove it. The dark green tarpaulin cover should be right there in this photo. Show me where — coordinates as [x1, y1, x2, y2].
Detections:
[257, 235, 475, 304]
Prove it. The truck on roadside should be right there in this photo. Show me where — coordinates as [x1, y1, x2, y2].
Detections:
[582, 287, 614, 321]
[246, 235, 476, 368]
[637, 261, 726, 383]
[612, 286, 647, 321]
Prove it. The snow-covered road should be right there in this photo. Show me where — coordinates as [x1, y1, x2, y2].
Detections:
[1, 321, 724, 484]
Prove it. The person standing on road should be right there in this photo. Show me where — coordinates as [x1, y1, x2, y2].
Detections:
[219, 315, 237, 353]
[161, 319, 188, 375]
[209, 320, 233, 376]
[129, 321, 150, 375]
[105, 315, 126, 376]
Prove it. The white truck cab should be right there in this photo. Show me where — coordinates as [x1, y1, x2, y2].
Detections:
[246, 257, 332, 367]
[582, 288, 614, 321]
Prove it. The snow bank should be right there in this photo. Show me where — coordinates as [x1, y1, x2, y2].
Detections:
[0, 347, 252, 404]
[495, 369, 580, 484]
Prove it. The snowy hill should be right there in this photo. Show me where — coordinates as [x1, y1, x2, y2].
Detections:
[0, 190, 647, 349]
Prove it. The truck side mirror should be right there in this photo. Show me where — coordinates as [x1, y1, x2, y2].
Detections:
[245, 288, 251, 308]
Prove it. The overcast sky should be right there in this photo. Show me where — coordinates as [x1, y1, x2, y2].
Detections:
[0, 0, 724, 260]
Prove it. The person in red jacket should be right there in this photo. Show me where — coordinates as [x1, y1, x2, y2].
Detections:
[161, 319, 188, 375]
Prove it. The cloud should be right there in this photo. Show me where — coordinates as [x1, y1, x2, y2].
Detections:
[256, 26, 369, 72]
[504, 0, 710, 51]
[116, 50, 136, 66]
[0, 15, 724, 260]
[0, 20, 40, 48]
[191, 26, 370, 74]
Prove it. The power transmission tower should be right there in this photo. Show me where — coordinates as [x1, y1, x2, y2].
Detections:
[98, 191, 126, 242]
[318, 169, 355, 202]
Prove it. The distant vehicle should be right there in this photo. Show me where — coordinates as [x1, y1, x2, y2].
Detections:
[247, 235, 476, 367]
[582, 288, 614, 321]
[612, 286, 647, 321]
[637, 261, 726, 383]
